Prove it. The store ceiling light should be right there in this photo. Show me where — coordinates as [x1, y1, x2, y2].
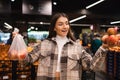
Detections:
[110, 21, 120, 24]
[86, 0, 104, 9]
[69, 15, 86, 23]
[4, 22, 13, 29]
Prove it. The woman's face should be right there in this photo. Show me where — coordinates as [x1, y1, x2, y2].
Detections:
[54, 16, 70, 37]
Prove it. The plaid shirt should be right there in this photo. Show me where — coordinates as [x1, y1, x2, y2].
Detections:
[25, 37, 107, 80]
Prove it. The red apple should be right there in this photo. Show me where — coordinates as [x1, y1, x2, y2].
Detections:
[18, 51, 27, 60]
[107, 35, 118, 47]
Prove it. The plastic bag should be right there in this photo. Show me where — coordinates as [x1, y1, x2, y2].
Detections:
[8, 34, 28, 60]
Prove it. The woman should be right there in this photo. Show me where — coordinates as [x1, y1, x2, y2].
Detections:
[24, 13, 108, 80]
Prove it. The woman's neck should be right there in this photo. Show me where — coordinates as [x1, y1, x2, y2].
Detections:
[56, 35, 67, 40]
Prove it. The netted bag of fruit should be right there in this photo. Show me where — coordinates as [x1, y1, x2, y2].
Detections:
[107, 35, 118, 47]
[8, 34, 28, 60]
[102, 34, 118, 47]
[107, 27, 117, 35]
[102, 27, 118, 47]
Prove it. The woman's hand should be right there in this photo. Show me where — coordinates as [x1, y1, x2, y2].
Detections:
[101, 43, 109, 49]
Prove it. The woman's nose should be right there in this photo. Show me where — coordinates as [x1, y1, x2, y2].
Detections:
[63, 24, 67, 28]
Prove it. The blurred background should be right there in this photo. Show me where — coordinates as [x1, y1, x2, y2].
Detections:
[0, 0, 120, 43]
[0, 0, 120, 80]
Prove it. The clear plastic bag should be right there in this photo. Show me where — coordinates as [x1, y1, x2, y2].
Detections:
[8, 34, 28, 60]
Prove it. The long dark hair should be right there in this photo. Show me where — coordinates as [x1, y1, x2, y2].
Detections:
[47, 12, 76, 41]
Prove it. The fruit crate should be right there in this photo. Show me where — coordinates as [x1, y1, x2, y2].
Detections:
[0, 60, 12, 79]
[11, 60, 33, 80]
[0, 60, 12, 68]
[115, 51, 120, 80]
[16, 71, 31, 80]
[106, 50, 115, 76]
[0, 60, 37, 80]
[106, 50, 120, 80]
[0, 72, 12, 80]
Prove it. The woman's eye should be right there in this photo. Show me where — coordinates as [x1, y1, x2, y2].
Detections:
[58, 23, 63, 26]
[66, 22, 69, 25]
[57, 22, 69, 26]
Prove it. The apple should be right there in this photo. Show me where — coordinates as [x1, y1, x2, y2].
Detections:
[19, 54, 26, 59]
[107, 28, 117, 35]
[101, 34, 109, 44]
[107, 35, 118, 47]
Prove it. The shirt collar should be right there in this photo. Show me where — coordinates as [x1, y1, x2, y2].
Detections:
[50, 36, 75, 45]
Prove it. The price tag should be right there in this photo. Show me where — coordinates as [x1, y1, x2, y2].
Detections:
[3, 76, 9, 79]
[20, 75, 27, 78]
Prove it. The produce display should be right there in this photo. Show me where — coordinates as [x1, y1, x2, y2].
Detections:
[101, 27, 120, 79]
[0, 45, 10, 60]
